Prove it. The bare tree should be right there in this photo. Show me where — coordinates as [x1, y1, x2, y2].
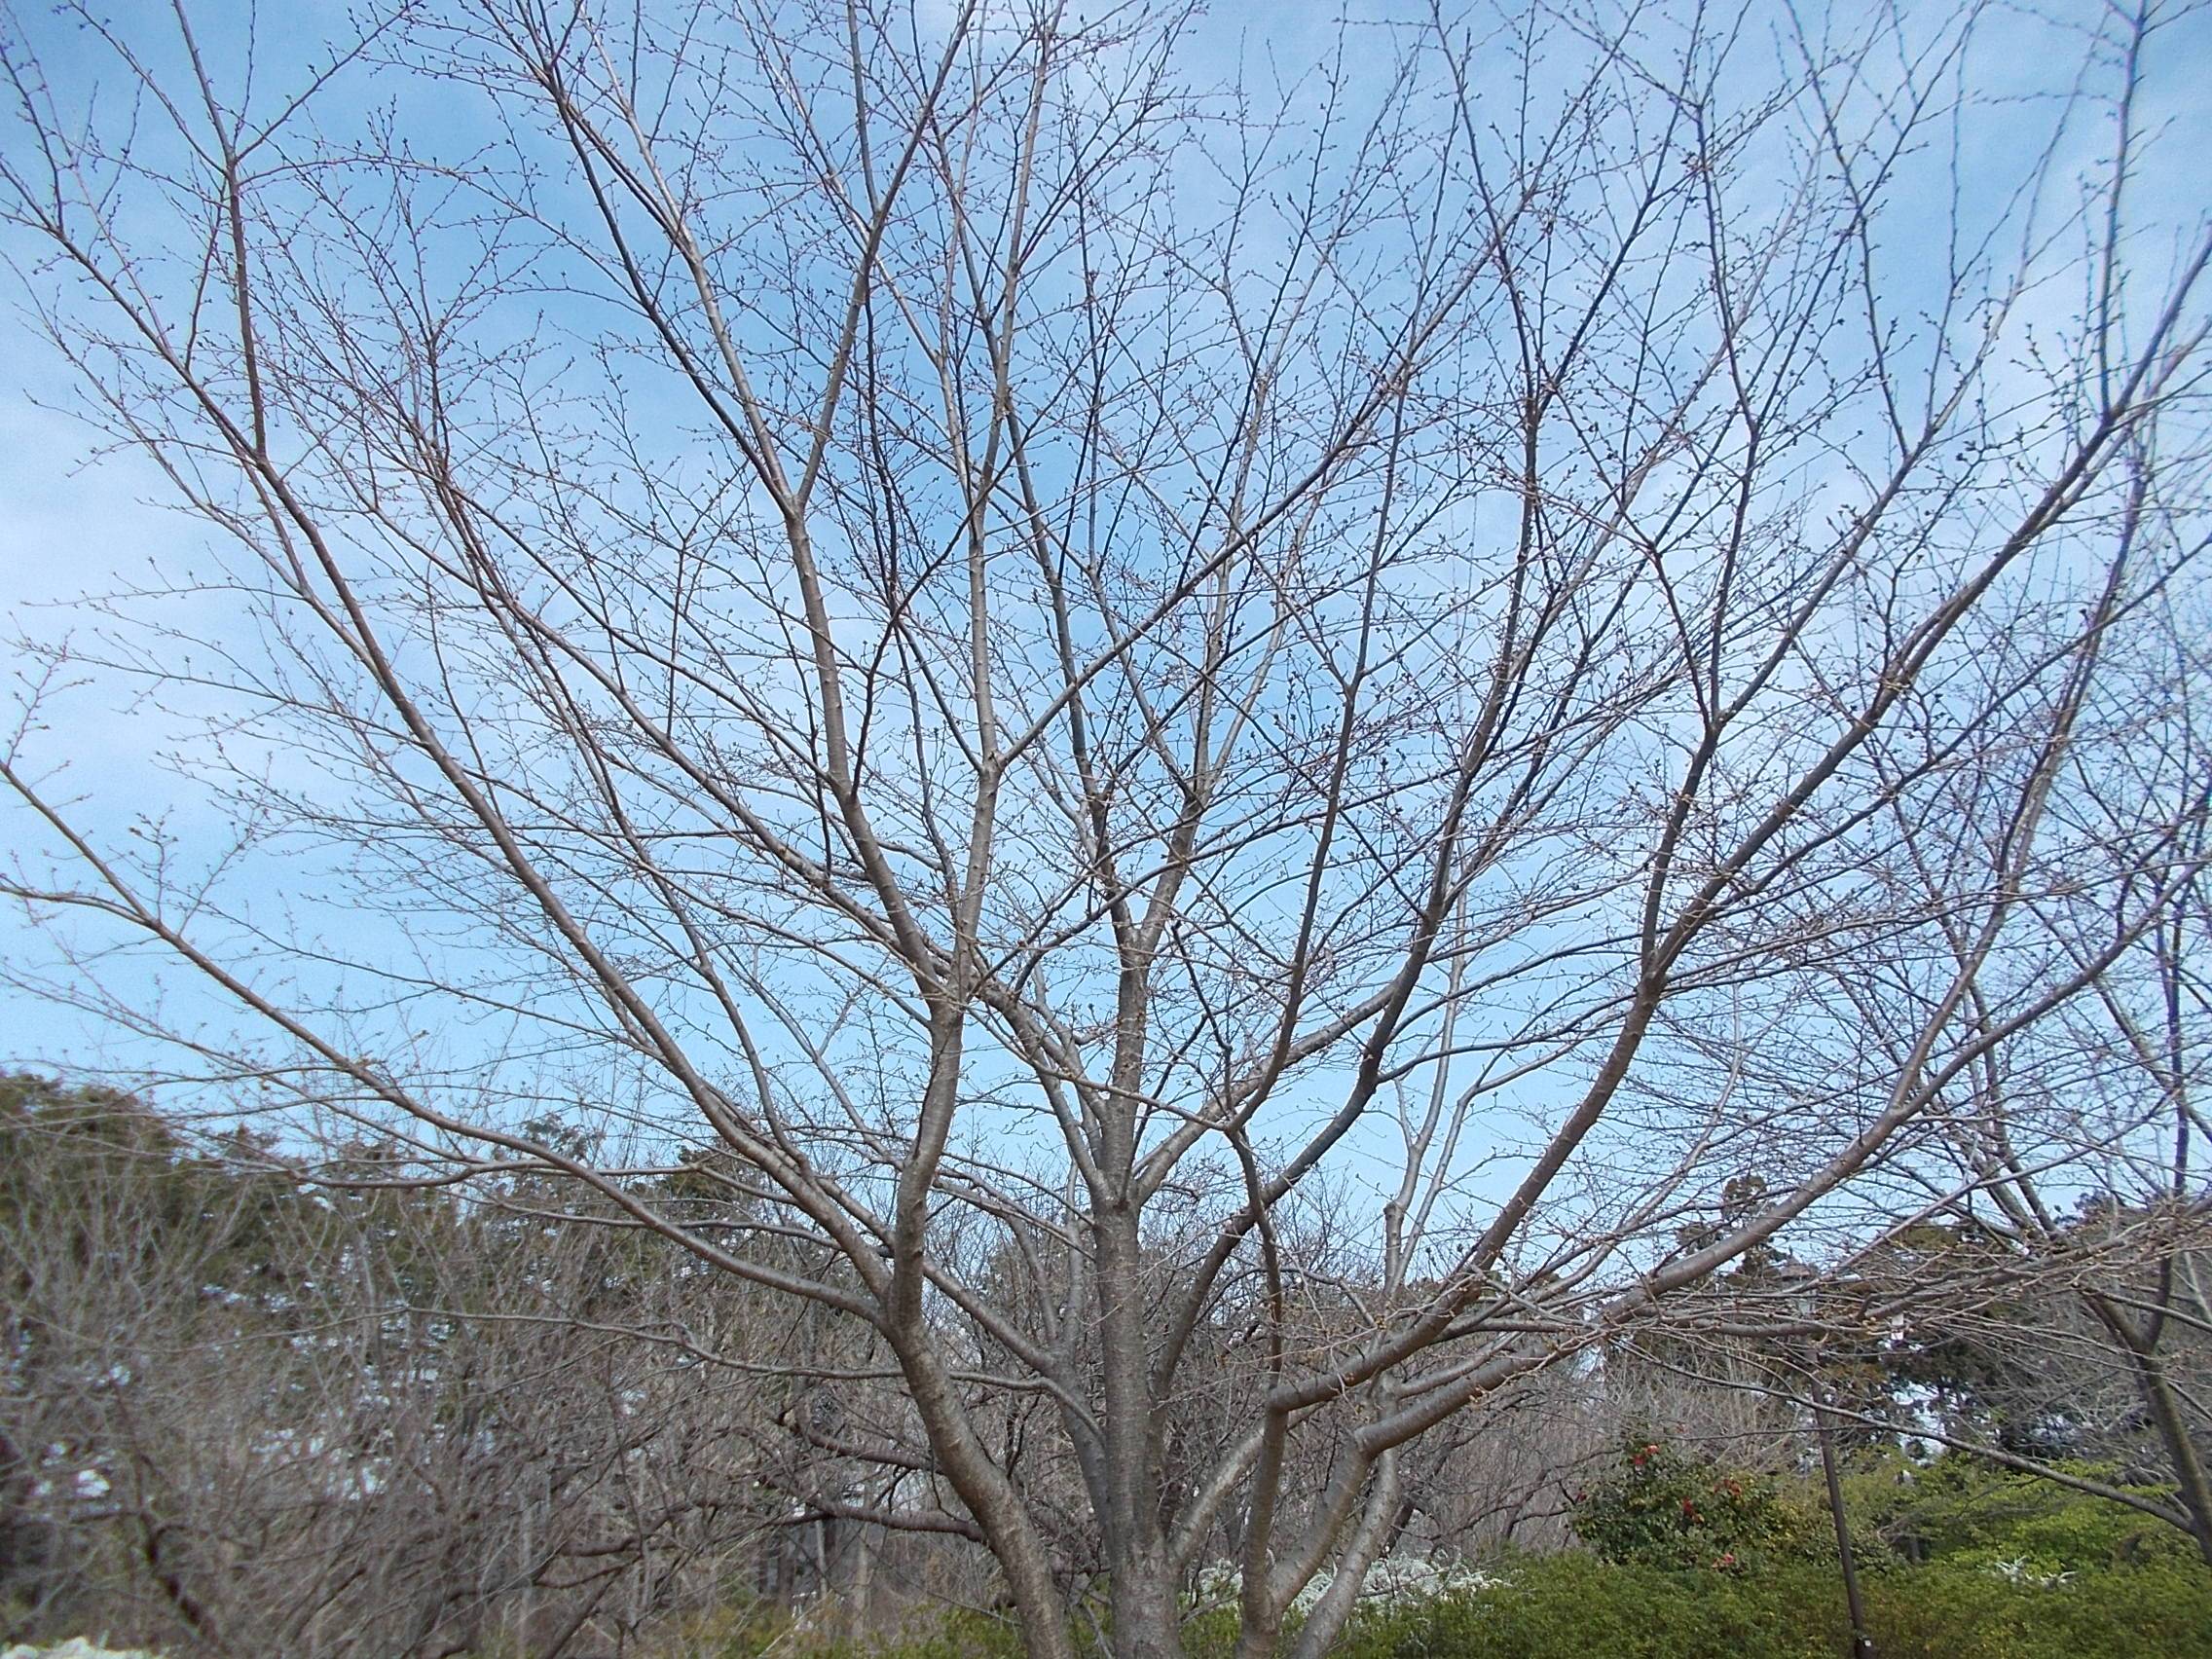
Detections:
[1851, 749, 2212, 1561]
[4, 0, 2210, 1653]
[1634, 570, 2212, 1563]
[0, 1077, 788, 1656]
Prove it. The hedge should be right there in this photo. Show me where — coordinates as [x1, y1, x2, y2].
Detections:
[1325, 1554, 2212, 1659]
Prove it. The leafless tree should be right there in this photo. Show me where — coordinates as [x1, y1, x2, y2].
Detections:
[1637, 573, 2212, 1562]
[0, 1079, 781, 1656]
[4, 0, 2210, 1652]
[1845, 741, 2212, 1561]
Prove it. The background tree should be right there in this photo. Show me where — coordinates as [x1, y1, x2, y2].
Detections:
[1809, 629, 2212, 1561]
[0, 1075, 785, 1656]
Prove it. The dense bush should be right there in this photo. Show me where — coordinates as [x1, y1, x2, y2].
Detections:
[1569, 1427, 2203, 1576]
[661, 1601, 1031, 1659]
[319, 1451, 2212, 1657]
[656, 1550, 2212, 1658]
[1569, 1436, 1830, 1571]
[1322, 1554, 2212, 1659]
[1844, 1453, 2195, 1575]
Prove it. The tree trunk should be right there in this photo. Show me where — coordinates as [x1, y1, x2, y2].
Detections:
[2088, 1293, 2212, 1568]
[1111, 1549, 1185, 1659]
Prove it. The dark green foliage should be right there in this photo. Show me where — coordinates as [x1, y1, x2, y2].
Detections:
[0, 1072, 313, 1309]
[1321, 1555, 2212, 1659]
[1569, 1435, 1829, 1571]
[668, 1601, 1034, 1659]
[797, 1450, 2212, 1657]
[693, 1557, 2212, 1659]
[1333, 1556, 1827, 1659]
[671, 1551, 2212, 1659]
[1844, 1452, 2194, 1574]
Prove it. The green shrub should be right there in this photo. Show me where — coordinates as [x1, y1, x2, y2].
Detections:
[645, 1546, 2212, 1659]
[1859, 1561, 2212, 1659]
[641, 1599, 1029, 1659]
[1845, 1452, 2194, 1575]
[1323, 1554, 2212, 1659]
[1335, 1554, 1829, 1659]
[1570, 1435, 1830, 1572]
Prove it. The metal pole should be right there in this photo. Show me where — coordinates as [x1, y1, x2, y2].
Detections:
[1815, 1393, 1875, 1659]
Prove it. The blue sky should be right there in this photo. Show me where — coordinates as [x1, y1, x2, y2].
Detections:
[1, 0, 2207, 1273]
